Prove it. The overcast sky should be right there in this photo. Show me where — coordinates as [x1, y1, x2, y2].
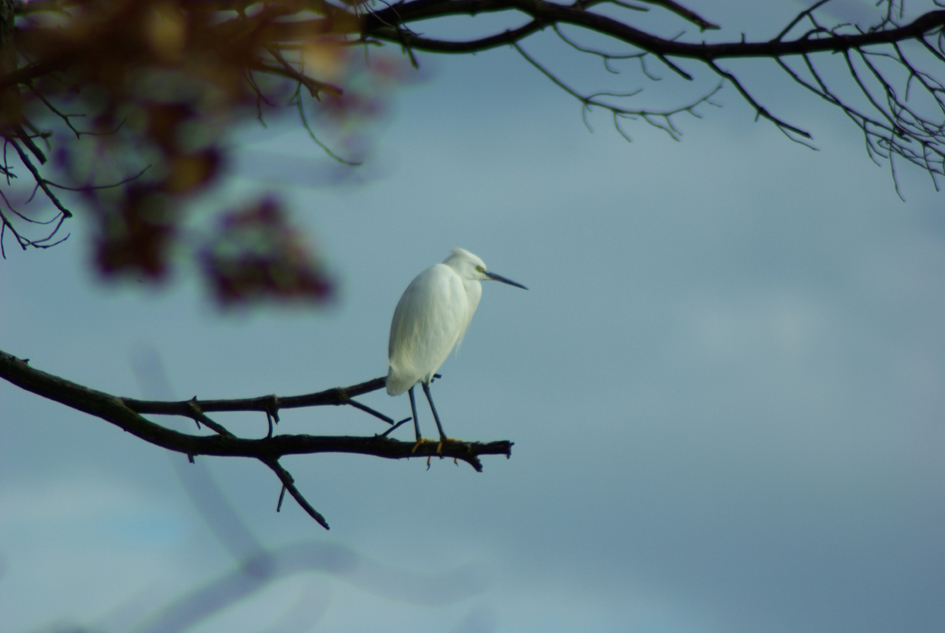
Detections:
[3, 2, 945, 633]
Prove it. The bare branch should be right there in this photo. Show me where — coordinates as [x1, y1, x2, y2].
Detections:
[121, 376, 390, 418]
[6, 137, 71, 217]
[775, 0, 837, 42]
[248, 56, 343, 99]
[706, 60, 813, 142]
[359, 2, 945, 61]
[514, 42, 720, 141]
[367, 21, 546, 55]
[0, 348, 514, 527]
[292, 82, 363, 166]
[264, 457, 330, 529]
[635, 0, 719, 31]
[5, 0, 945, 259]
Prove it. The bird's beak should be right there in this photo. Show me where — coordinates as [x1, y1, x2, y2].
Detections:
[484, 271, 528, 290]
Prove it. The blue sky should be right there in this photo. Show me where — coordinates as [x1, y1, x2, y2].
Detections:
[2, 2, 945, 632]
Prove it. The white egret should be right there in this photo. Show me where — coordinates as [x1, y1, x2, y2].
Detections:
[387, 248, 527, 448]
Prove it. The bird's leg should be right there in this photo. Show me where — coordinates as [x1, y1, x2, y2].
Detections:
[408, 386, 424, 453]
[421, 381, 450, 454]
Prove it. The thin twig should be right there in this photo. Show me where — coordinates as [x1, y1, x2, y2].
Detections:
[263, 458, 330, 529]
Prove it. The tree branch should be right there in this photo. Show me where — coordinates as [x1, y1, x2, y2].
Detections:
[1, 0, 942, 283]
[264, 457, 330, 529]
[0, 348, 514, 528]
[358, 3, 945, 61]
[635, 0, 719, 32]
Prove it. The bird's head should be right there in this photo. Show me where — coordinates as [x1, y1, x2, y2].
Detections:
[444, 248, 528, 290]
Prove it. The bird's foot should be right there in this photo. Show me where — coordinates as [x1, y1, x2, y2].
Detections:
[436, 436, 454, 455]
[411, 437, 426, 454]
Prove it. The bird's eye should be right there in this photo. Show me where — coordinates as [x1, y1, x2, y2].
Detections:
[475, 266, 484, 273]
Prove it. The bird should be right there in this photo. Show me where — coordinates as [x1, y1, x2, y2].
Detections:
[387, 248, 527, 450]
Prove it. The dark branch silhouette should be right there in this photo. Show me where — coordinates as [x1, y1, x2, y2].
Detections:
[358, 1, 945, 187]
[0, 348, 513, 529]
[3, 1, 945, 262]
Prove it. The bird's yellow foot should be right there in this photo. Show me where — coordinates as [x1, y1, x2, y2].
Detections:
[411, 437, 427, 454]
[436, 437, 454, 455]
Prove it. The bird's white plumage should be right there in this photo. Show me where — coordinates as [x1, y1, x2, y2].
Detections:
[386, 248, 526, 443]
[386, 249, 484, 395]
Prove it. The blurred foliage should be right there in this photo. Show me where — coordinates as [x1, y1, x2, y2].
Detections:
[0, 0, 408, 305]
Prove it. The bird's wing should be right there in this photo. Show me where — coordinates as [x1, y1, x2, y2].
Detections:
[387, 264, 467, 394]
